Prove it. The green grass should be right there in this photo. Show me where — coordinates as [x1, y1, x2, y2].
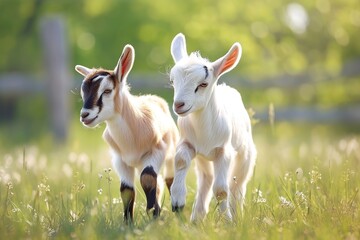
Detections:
[0, 119, 359, 239]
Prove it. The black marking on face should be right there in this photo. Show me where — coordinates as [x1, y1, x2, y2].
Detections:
[90, 72, 109, 81]
[120, 182, 135, 223]
[81, 71, 115, 110]
[203, 65, 209, 79]
[82, 79, 99, 109]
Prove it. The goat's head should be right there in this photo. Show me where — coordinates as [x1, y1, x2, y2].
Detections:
[75, 45, 135, 127]
[170, 33, 242, 116]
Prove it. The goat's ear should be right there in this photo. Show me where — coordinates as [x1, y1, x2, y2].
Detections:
[114, 44, 135, 82]
[171, 33, 188, 63]
[212, 42, 242, 79]
[75, 65, 92, 77]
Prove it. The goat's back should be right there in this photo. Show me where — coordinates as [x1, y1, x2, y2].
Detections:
[215, 83, 253, 150]
[137, 94, 178, 138]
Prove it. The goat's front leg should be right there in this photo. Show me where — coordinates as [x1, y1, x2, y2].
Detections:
[170, 141, 196, 212]
[212, 147, 233, 220]
[112, 155, 135, 224]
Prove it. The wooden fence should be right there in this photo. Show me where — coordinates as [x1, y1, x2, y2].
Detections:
[0, 17, 359, 143]
[0, 17, 70, 142]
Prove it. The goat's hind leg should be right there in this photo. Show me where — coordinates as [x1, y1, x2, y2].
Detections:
[191, 156, 213, 222]
[141, 166, 161, 217]
[164, 155, 175, 193]
[212, 147, 233, 221]
[140, 148, 165, 218]
[163, 132, 177, 193]
[229, 146, 256, 217]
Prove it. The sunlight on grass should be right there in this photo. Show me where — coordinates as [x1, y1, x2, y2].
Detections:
[0, 121, 359, 239]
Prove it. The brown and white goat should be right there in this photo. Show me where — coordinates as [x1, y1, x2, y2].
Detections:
[75, 45, 179, 223]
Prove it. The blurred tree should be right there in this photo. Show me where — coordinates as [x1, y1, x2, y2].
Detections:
[0, 0, 359, 106]
[0, 0, 359, 74]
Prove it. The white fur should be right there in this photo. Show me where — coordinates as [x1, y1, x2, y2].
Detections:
[169, 33, 256, 222]
[75, 45, 179, 213]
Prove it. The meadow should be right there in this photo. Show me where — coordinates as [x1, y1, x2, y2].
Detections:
[0, 117, 359, 239]
[1, 0, 359, 239]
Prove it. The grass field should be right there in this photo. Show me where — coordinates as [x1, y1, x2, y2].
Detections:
[0, 118, 359, 239]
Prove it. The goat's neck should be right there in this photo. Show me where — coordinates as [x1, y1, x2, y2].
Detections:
[106, 88, 139, 130]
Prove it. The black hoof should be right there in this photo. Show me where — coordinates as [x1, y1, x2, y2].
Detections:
[172, 205, 184, 212]
[146, 205, 161, 218]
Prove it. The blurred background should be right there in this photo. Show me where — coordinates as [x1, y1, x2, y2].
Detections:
[0, 0, 359, 147]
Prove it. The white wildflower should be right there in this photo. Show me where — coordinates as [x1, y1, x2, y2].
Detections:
[284, 172, 293, 182]
[112, 198, 120, 204]
[295, 168, 303, 180]
[253, 188, 267, 203]
[69, 210, 79, 222]
[309, 169, 322, 184]
[12, 207, 20, 213]
[279, 196, 294, 208]
[295, 191, 308, 206]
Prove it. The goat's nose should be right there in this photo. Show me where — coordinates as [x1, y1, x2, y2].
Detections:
[174, 101, 185, 110]
[81, 111, 90, 119]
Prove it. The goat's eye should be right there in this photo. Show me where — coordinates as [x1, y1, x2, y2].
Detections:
[169, 79, 174, 86]
[103, 89, 112, 94]
[199, 83, 208, 88]
[195, 82, 208, 93]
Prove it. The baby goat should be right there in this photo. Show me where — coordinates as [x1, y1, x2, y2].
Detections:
[169, 33, 257, 221]
[75, 45, 179, 223]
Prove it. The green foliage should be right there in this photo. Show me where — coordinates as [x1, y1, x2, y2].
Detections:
[1, 0, 359, 133]
[1, 0, 359, 76]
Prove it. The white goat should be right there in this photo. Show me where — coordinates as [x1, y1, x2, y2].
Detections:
[75, 45, 179, 223]
[169, 33, 256, 221]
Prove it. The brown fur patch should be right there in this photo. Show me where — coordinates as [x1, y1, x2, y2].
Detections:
[165, 177, 174, 192]
[121, 188, 135, 206]
[120, 185, 135, 223]
[140, 168, 160, 217]
[140, 173, 157, 191]
[214, 189, 228, 201]
[175, 158, 186, 170]
[214, 147, 225, 159]
[175, 141, 195, 170]
[184, 141, 196, 156]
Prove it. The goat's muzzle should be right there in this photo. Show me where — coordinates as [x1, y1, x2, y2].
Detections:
[80, 109, 97, 126]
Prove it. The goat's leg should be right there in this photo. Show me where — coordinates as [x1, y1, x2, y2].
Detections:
[190, 156, 213, 222]
[212, 147, 232, 221]
[164, 155, 175, 193]
[163, 132, 176, 193]
[140, 145, 165, 218]
[230, 146, 256, 217]
[170, 141, 196, 212]
[112, 155, 135, 224]
[140, 166, 161, 217]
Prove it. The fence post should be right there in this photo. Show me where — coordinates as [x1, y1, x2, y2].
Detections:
[41, 16, 70, 142]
